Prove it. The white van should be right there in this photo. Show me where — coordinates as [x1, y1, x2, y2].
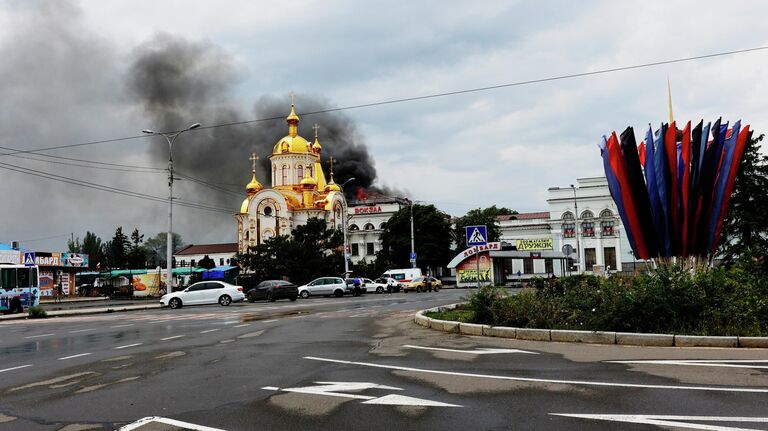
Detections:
[381, 268, 422, 284]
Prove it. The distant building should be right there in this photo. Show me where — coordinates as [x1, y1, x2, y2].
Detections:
[174, 243, 238, 268]
[347, 198, 405, 264]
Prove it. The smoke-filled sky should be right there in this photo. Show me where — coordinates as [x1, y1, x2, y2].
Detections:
[2, 0, 768, 251]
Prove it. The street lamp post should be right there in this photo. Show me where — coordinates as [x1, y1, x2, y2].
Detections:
[409, 200, 415, 269]
[570, 184, 581, 273]
[339, 178, 355, 276]
[142, 123, 200, 294]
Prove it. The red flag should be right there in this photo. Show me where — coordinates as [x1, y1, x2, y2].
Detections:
[711, 126, 751, 253]
[638, 141, 646, 166]
[680, 121, 691, 257]
[664, 122, 680, 252]
[607, 132, 649, 259]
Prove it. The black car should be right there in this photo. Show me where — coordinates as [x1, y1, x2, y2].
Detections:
[246, 280, 298, 302]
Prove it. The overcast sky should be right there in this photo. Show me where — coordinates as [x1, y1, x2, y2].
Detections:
[1, 0, 767, 251]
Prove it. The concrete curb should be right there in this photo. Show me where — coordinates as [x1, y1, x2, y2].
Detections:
[0, 304, 163, 321]
[415, 304, 768, 348]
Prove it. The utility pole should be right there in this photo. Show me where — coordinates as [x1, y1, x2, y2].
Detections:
[409, 200, 415, 269]
[142, 123, 200, 294]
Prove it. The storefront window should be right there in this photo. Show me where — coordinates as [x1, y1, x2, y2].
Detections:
[604, 247, 616, 270]
[545, 258, 553, 274]
[523, 258, 534, 274]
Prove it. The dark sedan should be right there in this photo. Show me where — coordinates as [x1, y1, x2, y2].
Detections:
[246, 280, 298, 302]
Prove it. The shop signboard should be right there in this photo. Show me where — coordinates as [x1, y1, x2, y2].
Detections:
[132, 271, 167, 297]
[0, 250, 20, 264]
[39, 271, 55, 297]
[456, 253, 492, 286]
[516, 238, 553, 251]
[61, 253, 89, 268]
[35, 252, 61, 266]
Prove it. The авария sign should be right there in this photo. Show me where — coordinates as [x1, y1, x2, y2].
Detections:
[354, 206, 382, 214]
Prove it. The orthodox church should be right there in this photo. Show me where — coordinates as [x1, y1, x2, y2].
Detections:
[236, 102, 347, 253]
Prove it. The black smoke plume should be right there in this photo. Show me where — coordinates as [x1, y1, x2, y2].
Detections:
[127, 34, 394, 204]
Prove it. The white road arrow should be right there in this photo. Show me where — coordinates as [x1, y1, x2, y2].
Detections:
[403, 345, 538, 355]
[607, 359, 768, 370]
[551, 413, 768, 431]
[262, 381, 462, 407]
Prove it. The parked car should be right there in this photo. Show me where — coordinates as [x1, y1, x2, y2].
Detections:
[344, 278, 368, 296]
[369, 277, 401, 293]
[298, 277, 347, 298]
[160, 281, 245, 309]
[246, 280, 298, 302]
[404, 276, 441, 293]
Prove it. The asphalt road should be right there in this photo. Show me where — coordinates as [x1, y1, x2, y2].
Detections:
[2, 289, 768, 431]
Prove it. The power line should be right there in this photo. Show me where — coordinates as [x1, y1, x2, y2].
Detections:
[0, 161, 234, 214]
[1, 45, 765, 158]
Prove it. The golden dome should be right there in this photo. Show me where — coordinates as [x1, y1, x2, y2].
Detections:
[240, 196, 251, 214]
[246, 173, 263, 195]
[312, 137, 322, 152]
[272, 135, 311, 155]
[287, 104, 299, 122]
[300, 170, 317, 187]
[325, 181, 341, 192]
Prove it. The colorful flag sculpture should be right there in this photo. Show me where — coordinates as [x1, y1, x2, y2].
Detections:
[600, 119, 752, 260]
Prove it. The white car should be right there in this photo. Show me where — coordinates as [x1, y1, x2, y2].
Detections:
[367, 277, 401, 293]
[160, 281, 245, 309]
[298, 277, 346, 298]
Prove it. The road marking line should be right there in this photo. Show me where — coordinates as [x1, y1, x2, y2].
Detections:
[161, 335, 185, 341]
[304, 356, 768, 393]
[119, 416, 226, 431]
[233, 324, 250, 328]
[69, 329, 95, 333]
[403, 345, 539, 355]
[24, 333, 55, 339]
[350, 314, 367, 317]
[111, 324, 134, 328]
[261, 386, 279, 391]
[261, 319, 278, 323]
[113, 343, 143, 350]
[0, 365, 32, 373]
[200, 329, 220, 334]
[58, 353, 93, 360]
[550, 413, 768, 431]
[150, 319, 173, 324]
[607, 359, 768, 370]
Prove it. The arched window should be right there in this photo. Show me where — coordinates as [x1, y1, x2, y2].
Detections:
[599, 209, 613, 218]
[349, 224, 360, 231]
[379, 223, 386, 230]
[263, 206, 273, 217]
[307, 165, 313, 178]
[562, 211, 574, 220]
[296, 164, 304, 182]
[281, 165, 288, 185]
[272, 166, 276, 186]
[580, 210, 594, 220]
[364, 223, 375, 230]
[601, 220, 615, 236]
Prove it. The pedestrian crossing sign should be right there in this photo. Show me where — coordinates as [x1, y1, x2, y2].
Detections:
[465, 225, 488, 247]
[23, 252, 35, 266]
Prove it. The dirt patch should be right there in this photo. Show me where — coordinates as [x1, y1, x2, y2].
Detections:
[101, 355, 132, 362]
[268, 392, 351, 416]
[154, 351, 186, 359]
[57, 424, 106, 431]
[237, 330, 264, 339]
[9, 372, 98, 392]
[393, 370, 593, 396]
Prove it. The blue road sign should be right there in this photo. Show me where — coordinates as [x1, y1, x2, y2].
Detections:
[409, 252, 417, 262]
[23, 252, 35, 266]
[465, 225, 488, 247]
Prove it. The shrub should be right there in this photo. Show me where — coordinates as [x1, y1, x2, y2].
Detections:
[462, 258, 768, 336]
[27, 306, 47, 319]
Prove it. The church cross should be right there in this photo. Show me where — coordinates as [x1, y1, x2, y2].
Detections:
[249, 153, 259, 172]
[313, 123, 320, 138]
[290, 91, 295, 106]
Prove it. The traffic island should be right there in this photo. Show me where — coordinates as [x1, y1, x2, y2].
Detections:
[415, 305, 768, 348]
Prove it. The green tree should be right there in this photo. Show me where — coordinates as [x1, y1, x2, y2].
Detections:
[81, 231, 104, 270]
[452, 205, 517, 248]
[106, 227, 130, 269]
[237, 218, 343, 285]
[144, 232, 185, 266]
[718, 134, 768, 268]
[198, 255, 216, 270]
[379, 204, 452, 273]
[127, 228, 147, 269]
[67, 236, 82, 253]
